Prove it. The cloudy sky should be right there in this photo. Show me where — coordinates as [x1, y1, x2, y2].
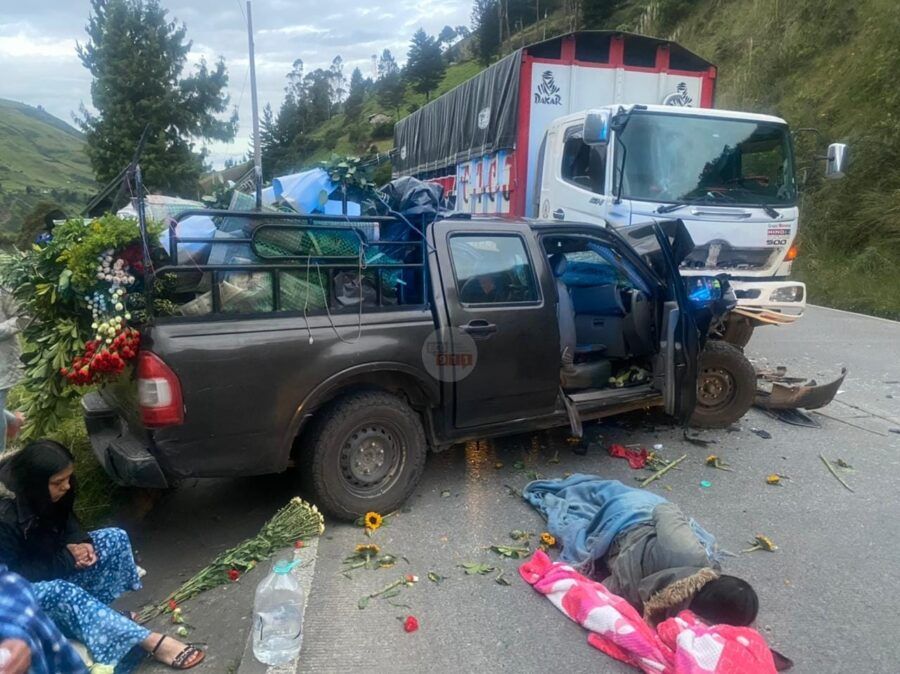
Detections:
[0, 0, 470, 166]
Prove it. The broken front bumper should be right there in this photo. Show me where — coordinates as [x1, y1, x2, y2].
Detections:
[729, 280, 806, 325]
[82, 392, 170, 488]
[754, 367, 847, 410]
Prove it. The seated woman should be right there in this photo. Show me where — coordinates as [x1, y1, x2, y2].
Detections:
[0, 441, 204, 671]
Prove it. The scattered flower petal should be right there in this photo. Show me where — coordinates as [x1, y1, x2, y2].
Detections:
[403, 616, 419, 633]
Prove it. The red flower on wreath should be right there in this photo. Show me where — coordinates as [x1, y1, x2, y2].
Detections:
[227, 569, 240, 582]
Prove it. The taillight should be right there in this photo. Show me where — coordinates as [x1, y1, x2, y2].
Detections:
[784, 244, 799, 261]
[137, 351, 184, 427]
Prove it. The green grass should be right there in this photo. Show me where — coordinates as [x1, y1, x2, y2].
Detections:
[0, 98, 96, 232]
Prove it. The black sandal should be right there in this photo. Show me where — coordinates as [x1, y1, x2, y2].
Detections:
[151, 635, 206, 670]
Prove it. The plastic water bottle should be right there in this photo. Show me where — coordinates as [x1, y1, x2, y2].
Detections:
[252, 559, 304, 665]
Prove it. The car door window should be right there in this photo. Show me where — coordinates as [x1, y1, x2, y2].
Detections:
[449, 235, 539, 305]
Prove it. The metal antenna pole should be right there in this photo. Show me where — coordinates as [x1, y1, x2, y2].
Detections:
[246, 0, 263, 210]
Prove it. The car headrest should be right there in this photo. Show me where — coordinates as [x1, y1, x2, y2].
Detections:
[549, 253, 568, 278]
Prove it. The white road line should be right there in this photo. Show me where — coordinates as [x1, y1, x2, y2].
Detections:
[807, 304, 900, 325]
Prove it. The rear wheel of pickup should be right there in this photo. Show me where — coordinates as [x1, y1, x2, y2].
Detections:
[690, 341, 756, 428]
[304, 391, 427, 521]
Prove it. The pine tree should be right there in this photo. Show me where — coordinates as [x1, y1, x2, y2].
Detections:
[406, 29, 446, 101]
[376, 71, 406, 117]
[345, 68, 368, 121]
[472, 0, 501, 65]
[377, 49, 399, 79]
[76, 0, 237, 196]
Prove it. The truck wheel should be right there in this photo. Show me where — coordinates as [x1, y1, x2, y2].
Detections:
[304, 391, 427, 521]
[721, 315, 755, 348]
[690, 341, 756, 428]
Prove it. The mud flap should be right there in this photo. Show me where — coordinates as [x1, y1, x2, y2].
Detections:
[560, 387, 583, 438]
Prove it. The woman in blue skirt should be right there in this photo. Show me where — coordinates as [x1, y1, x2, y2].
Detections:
[0, 440, 205, 671]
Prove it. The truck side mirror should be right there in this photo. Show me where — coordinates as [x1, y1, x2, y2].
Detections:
[582, 110, 610, 145]
[825, 143, 848, 179]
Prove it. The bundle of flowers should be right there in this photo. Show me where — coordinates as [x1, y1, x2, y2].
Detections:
[0, 215, 160, 437]
[137, 497, 325, 622]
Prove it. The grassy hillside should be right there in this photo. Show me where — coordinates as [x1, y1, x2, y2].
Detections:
[0, 99, 96, 234]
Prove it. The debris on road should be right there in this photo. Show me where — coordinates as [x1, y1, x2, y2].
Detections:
[705, 455, 733, 471]
[751, 428, 773, 439]
[403, 616, 419, 633]
[683, 430, 716, 447]
[699, 480, 712, 489]
[509, 530, 534, 542]
[459, 562, 496, 575]
[358, 575, 417, 610]
[743, 535, 778, 553]
[608, 443, 649, 468]
[495, 571, 512, 586]
[755, 366, 847, 410]
[761, 407, 821, 427]
[488, 544, 531, 559]
[766, 474, 783, 486]
[639, 454, 687, 487]
[540, 532, 556, 548]
[820, 454, 855, 492]
[426, 571, 446, 584]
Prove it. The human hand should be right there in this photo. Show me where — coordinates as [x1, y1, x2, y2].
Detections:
[67, 543, 97, 569]
[0, 639, 31, 674]
[5, 412, 24, 440]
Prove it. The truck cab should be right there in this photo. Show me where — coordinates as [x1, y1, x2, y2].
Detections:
[537, 105, 807, 339]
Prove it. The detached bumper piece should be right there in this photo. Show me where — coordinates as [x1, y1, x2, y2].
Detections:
[82, 392, 169, 488]
[754, 367, 847, 410]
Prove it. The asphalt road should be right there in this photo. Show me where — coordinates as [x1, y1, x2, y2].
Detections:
[126, 305, 900, 674]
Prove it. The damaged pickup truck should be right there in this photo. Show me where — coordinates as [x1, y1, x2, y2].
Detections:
[84, 208, 755, 519]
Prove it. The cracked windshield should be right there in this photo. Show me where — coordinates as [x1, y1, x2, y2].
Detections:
[617, 113, 797, 207]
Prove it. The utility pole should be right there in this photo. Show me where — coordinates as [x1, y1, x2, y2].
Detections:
[246, 0, 263, 209]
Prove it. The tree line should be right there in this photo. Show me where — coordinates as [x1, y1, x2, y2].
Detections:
[259, 25, 468, 179]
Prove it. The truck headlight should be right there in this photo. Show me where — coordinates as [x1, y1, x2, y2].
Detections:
[770, 286, 804, 303]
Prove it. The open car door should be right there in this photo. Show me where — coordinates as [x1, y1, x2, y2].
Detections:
[616, 219, 700, 422]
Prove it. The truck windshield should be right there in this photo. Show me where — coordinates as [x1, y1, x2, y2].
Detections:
[615, 112, 796, 207]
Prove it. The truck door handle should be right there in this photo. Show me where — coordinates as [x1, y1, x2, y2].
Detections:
[460, 320, 497, 337]
[552, 209, 565, 220]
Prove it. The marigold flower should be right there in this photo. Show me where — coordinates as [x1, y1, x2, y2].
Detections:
[364, 512, 383, 531]
[766, 474, 781, 485]
[403, 616, 419, 633]
[227, 569, 240, 582]
[705, 455, 719, 466]
[540, 532, 556, 547]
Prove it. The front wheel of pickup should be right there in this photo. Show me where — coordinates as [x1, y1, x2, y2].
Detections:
[690, 341, 756, 428]
[305, 391, 427, 521]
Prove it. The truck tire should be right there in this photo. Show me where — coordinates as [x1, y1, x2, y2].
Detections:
[721, 314, 755, 348]
[690, 341, 756, 428]
[303, 391, 427, 521]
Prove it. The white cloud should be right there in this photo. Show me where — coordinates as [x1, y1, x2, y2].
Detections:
[3, 0, 474, 167]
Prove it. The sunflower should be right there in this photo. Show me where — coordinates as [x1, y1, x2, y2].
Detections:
[355, 543, 381, 555]
[364, 512, 383, 531]
[540, 532, 556, 547]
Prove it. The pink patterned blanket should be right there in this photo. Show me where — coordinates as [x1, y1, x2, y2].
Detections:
[519, 550, 777, 673]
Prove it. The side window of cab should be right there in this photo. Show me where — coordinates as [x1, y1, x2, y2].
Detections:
[560, 127, 607, 195]
[449, 235, 540, 305]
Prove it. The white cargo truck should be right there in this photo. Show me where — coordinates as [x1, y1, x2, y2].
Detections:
[393, 31, 847, 345]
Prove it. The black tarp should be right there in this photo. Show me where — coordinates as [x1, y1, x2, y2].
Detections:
[393, 50, 522, 176]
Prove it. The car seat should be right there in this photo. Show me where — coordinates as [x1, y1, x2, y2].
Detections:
[551, 254, 612, 390]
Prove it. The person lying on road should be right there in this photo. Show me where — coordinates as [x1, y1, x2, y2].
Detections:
[524, 475, 758, 626]
[0, 564, 87, 674]
[0, 440, 205, 671]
